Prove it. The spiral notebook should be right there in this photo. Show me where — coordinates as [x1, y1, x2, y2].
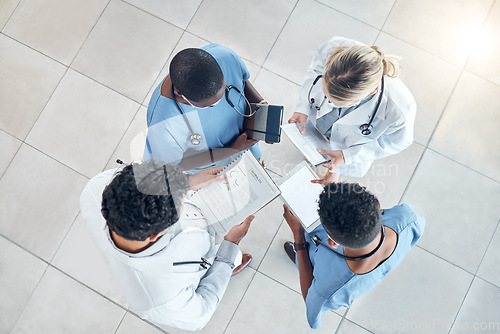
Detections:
[190, 150, 281, 233]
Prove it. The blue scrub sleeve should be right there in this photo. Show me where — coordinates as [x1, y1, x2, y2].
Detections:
[249, 142, 261, 159]
[305, 281, 329, 329]
[144, 123, 184, 164]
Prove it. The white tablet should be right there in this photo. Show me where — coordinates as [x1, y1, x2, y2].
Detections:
[277, 162, 324, 233]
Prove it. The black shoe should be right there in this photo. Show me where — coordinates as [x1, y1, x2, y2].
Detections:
[284, 241, 296, 264]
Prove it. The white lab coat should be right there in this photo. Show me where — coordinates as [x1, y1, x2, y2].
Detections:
[296, 36, 416, 177]
[80, 169, 239, 331]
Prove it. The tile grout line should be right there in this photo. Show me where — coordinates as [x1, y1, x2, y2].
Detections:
[48, 210, 82, 264]
[427, 147, 499, 184]
[134, 0, 207, 106]
[373, 0, 398, 45]
[0, 139, 23, 181]
[446, 218, 500, 334]
[222, 217, 285, 332]
[101, 105, 142, 170]
[68, 0, 112, 68]
[258, 0, 300, 67]
[311, 0, 385, 32]
[112, 312, 127, 334]
[413, 244, 500, 289]
[0, 0, 22, 32]
[253, 218, 286, 272]
[0, 234, 142, 333]
[20, 142, 90, 180]
[222, 268, 259, 334]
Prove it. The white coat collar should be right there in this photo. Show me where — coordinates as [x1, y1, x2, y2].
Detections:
[334, 82, 387, 125]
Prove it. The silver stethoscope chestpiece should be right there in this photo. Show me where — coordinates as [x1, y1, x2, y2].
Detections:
[190, 133, 202, 145]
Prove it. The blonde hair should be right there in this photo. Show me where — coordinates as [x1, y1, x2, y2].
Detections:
[323, 45, 402, 102]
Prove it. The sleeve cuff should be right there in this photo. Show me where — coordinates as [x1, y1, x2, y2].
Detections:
[341, 148, 352, 165]
[215, 240, 239, 267]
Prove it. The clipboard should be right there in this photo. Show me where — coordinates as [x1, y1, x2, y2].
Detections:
[276, 161, 324, 233]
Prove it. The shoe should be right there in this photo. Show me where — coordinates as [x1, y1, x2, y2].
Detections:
[231, 254, 252, 276]
[284, 241, 296, 264]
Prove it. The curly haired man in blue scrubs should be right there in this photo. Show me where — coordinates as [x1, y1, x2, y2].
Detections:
[283, 182, 425, 328]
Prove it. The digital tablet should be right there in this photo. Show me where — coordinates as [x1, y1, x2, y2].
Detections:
[277, 162, 324, 233]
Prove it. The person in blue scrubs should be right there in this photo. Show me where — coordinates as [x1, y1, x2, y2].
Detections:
[283, 182, 425, 329]
[144, 44, 266, 173]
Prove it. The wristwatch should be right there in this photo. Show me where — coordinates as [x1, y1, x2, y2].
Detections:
[293, 242, 308, 251]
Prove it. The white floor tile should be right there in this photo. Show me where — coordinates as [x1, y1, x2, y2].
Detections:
[402, 150, 500, 273]
[105, 107, 147, 170]
[3, 0, 108, 65]
[0, 34, 66, 139]
[25, 69, 139, 178]
[51, 213, 127, 307]
[316, 0, 395, 29]
[187, 0, 296, 66]
[0, 0, 19, 29]
[342, 143, 425, 208]
[0, 144, 88, 261]
[383, 0, 492, 66]
[477, 225, 500, 287]
[264, 0, 379, 84]
[72, 0, 183, 102]
[11, 267, 125, 334]
[375, 33, 461, 145]
[0, 129, 22, 178]
[161, 267, 256, 334]
[226, 272, 342, 333]
[429, 71, 500, 181]
[0, 237, 47, 334]
[123, 0, 202, 29]
[116, 313, 164, 334]
[347, 247, 473, 334]
[467, 1, 500, 86]
[450, 278, 500, 334]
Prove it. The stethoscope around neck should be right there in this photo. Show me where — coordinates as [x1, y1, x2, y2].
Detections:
[308, 75, 385, 136]
[171, 84, 254, 145]
[310, 225, 385, 261]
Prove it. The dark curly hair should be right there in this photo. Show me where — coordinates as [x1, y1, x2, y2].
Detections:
[101, 161, 190, 241]
[170, 48, 224, 103]
[318, 182, 381, 249]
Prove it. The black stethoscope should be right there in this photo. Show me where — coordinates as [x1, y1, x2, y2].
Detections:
[172, 84, 254, 145]
[310, 225, 385, 261]
[307, 75, 385, 136]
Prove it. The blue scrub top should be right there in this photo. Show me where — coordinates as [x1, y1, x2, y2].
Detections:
[144, 43, 261, 170]
[303, 204, 425, 328]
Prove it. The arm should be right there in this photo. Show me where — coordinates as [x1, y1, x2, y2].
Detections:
[147, 216, 254, 331]
[178, 133, 257, 171]
[283, 204, 314, 300]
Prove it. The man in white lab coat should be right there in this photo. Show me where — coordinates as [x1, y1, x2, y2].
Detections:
[80, 161, 253, 331]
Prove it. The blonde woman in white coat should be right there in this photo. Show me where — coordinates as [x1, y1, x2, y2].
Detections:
[289, 36, 416, 183]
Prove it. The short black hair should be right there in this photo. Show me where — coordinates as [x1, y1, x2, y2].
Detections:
[318, 183, 382, 249]
[101, 161, 190, 241]
[169, 48, 224, 102]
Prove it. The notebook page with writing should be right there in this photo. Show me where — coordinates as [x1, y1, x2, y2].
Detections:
[190, 150, 280, 232]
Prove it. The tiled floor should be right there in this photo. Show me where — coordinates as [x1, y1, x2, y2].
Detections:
[1, 0, 499, 333]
